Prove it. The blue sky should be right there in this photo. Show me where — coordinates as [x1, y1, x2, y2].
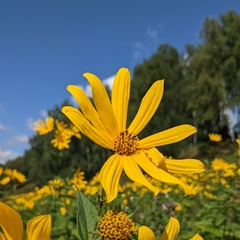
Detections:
[0, 1, 240, 163]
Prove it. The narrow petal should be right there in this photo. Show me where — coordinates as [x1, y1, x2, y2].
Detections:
[138, 226, 156, 240]
[99, 155, 123, 203]
[62, 106, 112, 149]
[189, 234, 203, 240]
[111, 68, 130, 131]
[0, 202, 23, 240]
[123, 155, 159, 196]
[160, 217, 180, 240]
[128, 80, 164, 135]
[67, 85, 108, 133]
[134, 151, 188, 194]
[139, 125, 196, 148]
[26, 215, 51, 240]
[83, 72, 118, 134]
[165, 159, 205, 174]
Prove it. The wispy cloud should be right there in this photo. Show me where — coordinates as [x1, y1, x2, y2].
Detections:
[0, 123, 7, 131]
[7, 134, 29, 145]
[0, 150, 20, 164]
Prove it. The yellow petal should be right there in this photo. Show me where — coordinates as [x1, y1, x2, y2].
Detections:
[139, 125, 196, 148]
[0, 232, 7, 240]
[111, 68, 130, 131]
[83, 72, 118, 134]
[0, 202, 23, 240]
[62, 106, 112, 149]
[128, 80, 164, 135]
[189, 233, 203, 240]
[138, 226, 156, 240]
[165, 159, 205, 174]
[26, 215, 51, 240]
[67, 85, 108, 133]
[134, 152, 188, 194]
[123, 155, 159, 196]
[160, 217, 180, 240]
[99, 155, 123, 203]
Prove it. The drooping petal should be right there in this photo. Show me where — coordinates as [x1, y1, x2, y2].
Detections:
[67, 85, 108, 133]
[26, 215, 51, 240]
[83, 72, 118, 134]
[189, 233, 203, 240]
[134, 151, 188, 194]
[138, 226, 156, 240]
[160, 217, 180, 240]
[143, 148, 165, 167]
[111, 68, 130, 131]
[0, 202, 23, 240]
[139, 125, 196, 148]
[99, 155, 123, 203]
[128, 80, 164, 135]
[62, 106, 112, 149]
[165, 159, 205, 174]
[123, 155, 159, 196]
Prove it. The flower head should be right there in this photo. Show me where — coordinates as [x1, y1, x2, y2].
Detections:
[0, 202, 51, 240]
[62, 67, 204, 202]
[34, 117, 54, 135]
[208, 133, 222, 142]
[138, 217, 203, 240]
[99, 210, 134, 240]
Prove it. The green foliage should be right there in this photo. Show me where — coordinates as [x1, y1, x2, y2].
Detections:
[76, 189, 97, 240]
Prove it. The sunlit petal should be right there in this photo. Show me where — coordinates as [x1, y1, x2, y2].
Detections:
[123, 155, 159, 196]
[67, 85, 108, 133]
[165, 159, 205, 174]
[62, 106, 112, 149]
[99, 155, 123, 203]
[111, 68, 130, 131]
[26, 215, 51, 240]
[160, 217, 180, 240]
[83, 72, 118, 133]
[0, 202, 23, 240]
[128, 80, 164, 135]
[139, 125, 196, 148]
[138, 226, 156, 240]
[134, 152, 188, 194]
[189, 233, 203, 240]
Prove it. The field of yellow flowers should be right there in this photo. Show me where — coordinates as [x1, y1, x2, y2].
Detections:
[1, 68, 240, 239]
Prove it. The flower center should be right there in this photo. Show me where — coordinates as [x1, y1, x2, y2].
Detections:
[99, 210, 134, 240]
[113, 130, 139, 155]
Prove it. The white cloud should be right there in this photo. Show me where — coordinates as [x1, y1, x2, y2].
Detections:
[7, 134, 29, 146]
[0, 123, 7, 131]
[0, 150, 20, 164]
[26, 117, 35, 131]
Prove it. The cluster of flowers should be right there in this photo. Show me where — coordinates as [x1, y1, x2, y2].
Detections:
[0, 68, 207, 239]
[34, 117, 81, 150]
[0, 167, 26, 186]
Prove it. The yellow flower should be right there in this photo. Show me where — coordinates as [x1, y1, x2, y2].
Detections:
[138, 217, 202, 240]
[236, 138, 240, 145]
[62, 67, 204, 202]
[34, 117, 54, 135]
[208, 133, 222, 142]
[0, 202, 51, 240]
[51, 129, 71, 150]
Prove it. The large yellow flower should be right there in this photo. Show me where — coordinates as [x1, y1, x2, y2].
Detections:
[0, 202, 51, 240]
[138, 217, 203, 240]
[62, 67, 204, 202]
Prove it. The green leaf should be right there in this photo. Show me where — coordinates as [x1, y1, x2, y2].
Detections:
[77, 189, 98, 240]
